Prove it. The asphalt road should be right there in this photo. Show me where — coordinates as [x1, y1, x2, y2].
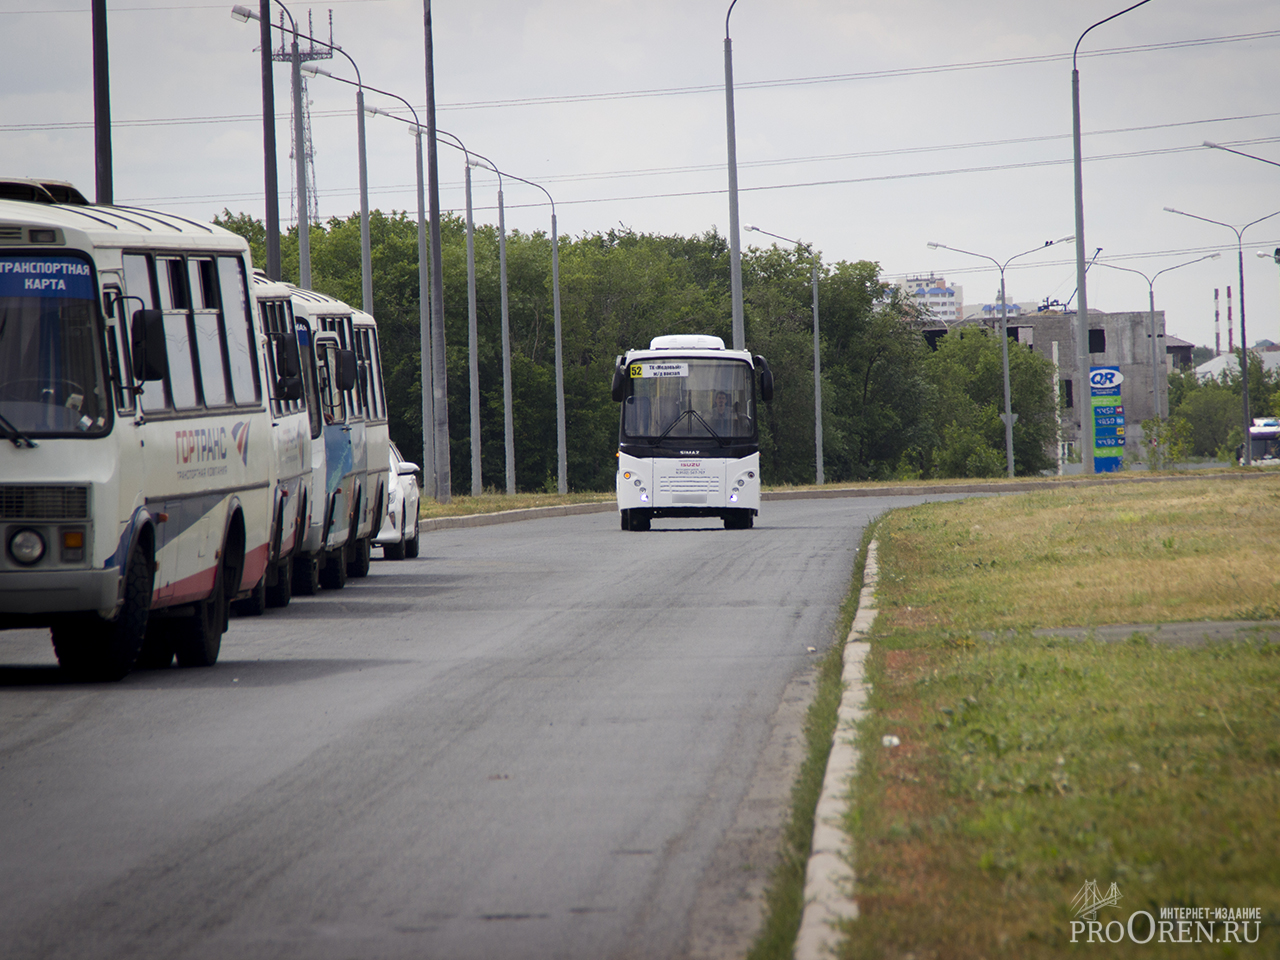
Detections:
[0, 495, 966, 960]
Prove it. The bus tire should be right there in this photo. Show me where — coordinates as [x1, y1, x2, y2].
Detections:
[625, 509, 651, 531]
[232, 573, 267, 617]
[404, 519, 420, 559]
[52, 544, 153, 681]
[292, 554, 321, 597]
[347, 535, 371, 578]
[724, 509, 754, 530]
[320, 549, 347, 590]
[135, 620, 175, 670]
[265, 557, 293, 608]
[175, 553, 231, 668]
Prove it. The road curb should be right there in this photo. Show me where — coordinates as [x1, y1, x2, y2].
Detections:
[794, 539, 878, 960]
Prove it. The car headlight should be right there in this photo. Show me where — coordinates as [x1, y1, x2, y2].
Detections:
[9, 528, 46, 566]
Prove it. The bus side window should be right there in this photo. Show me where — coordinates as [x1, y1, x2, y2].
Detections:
[297, 321, 323, 439]
[157, 256, 199, 409]
[366, 329, 386, 420]
[190, 259, 229, 406]
[124, 253, 167, 414]
[218, 256, 261, 405]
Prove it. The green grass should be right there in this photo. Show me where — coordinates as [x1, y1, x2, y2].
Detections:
[836, 477, 1280, 958]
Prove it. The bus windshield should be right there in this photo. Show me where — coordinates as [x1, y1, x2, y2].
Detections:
[0, 255, 109, 438]
[622, 357, 754, 441]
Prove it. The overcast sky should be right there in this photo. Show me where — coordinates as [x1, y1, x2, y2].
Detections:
[4, 0, 1279, 352]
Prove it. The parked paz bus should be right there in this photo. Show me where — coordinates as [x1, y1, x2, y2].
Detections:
[611, 334, 773, 530]
[0, 182, 297, 678]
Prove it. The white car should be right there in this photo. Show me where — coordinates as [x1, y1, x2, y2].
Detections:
[376, 442, 421, 560]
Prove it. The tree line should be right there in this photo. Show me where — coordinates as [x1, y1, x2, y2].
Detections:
[216, 209, 1061, 491]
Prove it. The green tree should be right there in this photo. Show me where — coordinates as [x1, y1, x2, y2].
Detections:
[921, 327, 1057, 477]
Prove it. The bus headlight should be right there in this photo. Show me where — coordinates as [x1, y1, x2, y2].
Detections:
[9, 528, 46, 566]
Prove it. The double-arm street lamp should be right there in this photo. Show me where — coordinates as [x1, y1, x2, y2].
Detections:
[927, 237, 1074, 477]
[1164, 206, 1280, 465]
[744, 224, 823, 484]
[297, 65, 436, 494]
[467, 159, 568, 495]
[1094, 253, 1220, 420]
[295, 56, 372, 313]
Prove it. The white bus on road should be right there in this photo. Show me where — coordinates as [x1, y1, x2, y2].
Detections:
[0, 183, 289, 678]
[611, 334, 773, 531]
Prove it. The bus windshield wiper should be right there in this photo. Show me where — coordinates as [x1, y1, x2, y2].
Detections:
[0, 411, 38, 448]
[651, 408, 729, 447]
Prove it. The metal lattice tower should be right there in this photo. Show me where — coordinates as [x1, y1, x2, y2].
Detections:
[272, 10, 333, 225]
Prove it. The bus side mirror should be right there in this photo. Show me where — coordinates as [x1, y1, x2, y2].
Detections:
[754, 355, 774, 403]
[271, 332, 303, 400]
[130, 309, 168, 382]
[338, 349, 358, 392]
[611, 358, 628, 402]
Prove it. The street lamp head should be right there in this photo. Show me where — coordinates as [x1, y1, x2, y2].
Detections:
[743, 224, 758, 232]
[1162, 206, 1181, 215]
[230, 4, 255, 23]
[926, 241, 941, 249]
[1203, 141, 1220, 149]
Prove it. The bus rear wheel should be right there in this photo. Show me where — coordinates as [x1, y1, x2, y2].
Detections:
[265, 556, 293, 608]
[292, 554, 321, 596]
[175, 553, 231, 668]
[320, 548, 348, 589]
[347, 536, 371, 578]
[724, 509, 754, 530]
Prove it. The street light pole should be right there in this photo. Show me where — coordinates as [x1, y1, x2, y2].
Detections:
[436, 132, 482, 497]
[299, 55, 373, 312]
[1072, 0, 1153, 475]
[257, 1, 280, 279]
[724, 0, 744, 351]
[1204, 141, 1280, 170]
[232, 2, 309, 286]
[468, 158, 515, 495]
[423, 0, 450, 503]
[744, 224, 823, 484]
[358, 95, 433, 495]
[1164, 206, 1280, 466]
[927, 237, 1074, 477]
[1094, 254, 1220, 421]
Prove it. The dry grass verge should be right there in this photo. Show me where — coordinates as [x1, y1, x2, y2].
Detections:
[839, 476, 1280, 959]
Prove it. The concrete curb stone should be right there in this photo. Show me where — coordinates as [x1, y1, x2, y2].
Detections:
[793, 539, 878, 960]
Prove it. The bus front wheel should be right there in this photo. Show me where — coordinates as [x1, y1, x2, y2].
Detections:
[52, 544, 153, 681]
[622, 509, 651, 532]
